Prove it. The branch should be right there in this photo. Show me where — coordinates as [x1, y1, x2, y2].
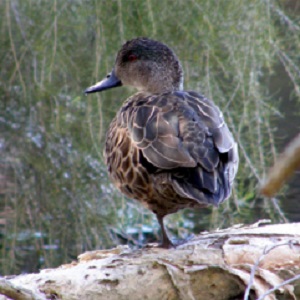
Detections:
[261, 133, 300, 197]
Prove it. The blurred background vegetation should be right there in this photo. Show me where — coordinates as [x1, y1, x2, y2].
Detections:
[0, 0, 299, 275]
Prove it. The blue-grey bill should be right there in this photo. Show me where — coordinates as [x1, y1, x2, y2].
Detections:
[85, 70, 122, 94]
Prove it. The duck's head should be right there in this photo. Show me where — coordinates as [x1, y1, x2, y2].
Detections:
[85, 38, 183, 94]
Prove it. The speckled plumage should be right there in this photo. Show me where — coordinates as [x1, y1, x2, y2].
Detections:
[86, 38, 239, 248]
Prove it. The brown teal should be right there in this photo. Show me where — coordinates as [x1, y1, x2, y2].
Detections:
[85, 38, 239, 248]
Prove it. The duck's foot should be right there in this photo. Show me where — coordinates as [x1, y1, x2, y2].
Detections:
[144, 235, 194, 249]
[160, 238, 175, 249]
[156, 214, 176, 249]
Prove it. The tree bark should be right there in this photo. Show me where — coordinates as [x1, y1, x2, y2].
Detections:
[0, 221, 299, 300]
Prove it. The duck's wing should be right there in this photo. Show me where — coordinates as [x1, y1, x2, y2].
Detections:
[126, 91, 236, 167]
[125, 92, 197, 169]
[124, 91, 238, 203]
[182, 91, 239, 185]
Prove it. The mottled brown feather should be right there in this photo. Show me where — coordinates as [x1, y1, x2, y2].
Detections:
[105, 90, 237, 214]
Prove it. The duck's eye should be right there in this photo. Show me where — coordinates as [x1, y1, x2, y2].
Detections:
[127, 54, 138, 62]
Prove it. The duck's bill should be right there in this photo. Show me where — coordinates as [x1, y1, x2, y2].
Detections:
[85, 70, 122, 94]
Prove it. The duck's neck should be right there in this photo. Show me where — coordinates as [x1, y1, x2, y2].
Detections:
[138, 74, 184, 94]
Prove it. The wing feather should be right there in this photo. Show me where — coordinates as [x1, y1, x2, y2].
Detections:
[120, 91, 238, 205]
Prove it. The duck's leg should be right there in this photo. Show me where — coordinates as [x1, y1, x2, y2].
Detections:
[156, 214, 174, 248]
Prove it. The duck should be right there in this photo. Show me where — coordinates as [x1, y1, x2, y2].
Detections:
[85, 37, 239, 248]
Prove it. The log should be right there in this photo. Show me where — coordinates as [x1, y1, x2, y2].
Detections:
[0, 221, 299, 300]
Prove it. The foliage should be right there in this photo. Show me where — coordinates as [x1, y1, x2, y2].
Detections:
[0, 0, 299, 274]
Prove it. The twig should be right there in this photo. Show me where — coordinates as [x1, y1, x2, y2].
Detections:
[48, 0, 57, 82]
[256, 273, 300, 300]
[226, 110, 261, 182]
[6, 0, 27, 98]
[270, 197, 288, 223]
[243, 241, 296, 300]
